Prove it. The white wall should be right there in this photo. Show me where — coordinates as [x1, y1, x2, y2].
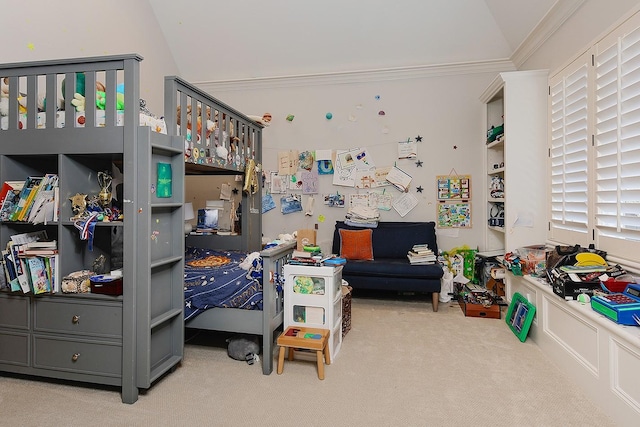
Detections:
[522, 0, 640, 73]
[0, 0, 179, 113]
[199, 70, 500, 253]
[5, 0, 636, 255]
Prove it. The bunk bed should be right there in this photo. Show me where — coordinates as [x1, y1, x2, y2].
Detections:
[164, 76, 293, 375]
[0, 55, 291, 408]
[0, 54, 184, 404]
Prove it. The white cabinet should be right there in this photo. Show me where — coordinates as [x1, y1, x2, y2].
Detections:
[283, 264, 342, 360]
[507, 274, 640, 426]
[480, 70, 548, 254]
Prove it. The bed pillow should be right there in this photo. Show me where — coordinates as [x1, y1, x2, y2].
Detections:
[339, 228, 374, 260]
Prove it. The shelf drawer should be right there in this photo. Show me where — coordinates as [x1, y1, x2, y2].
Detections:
[0, 294, 30, 330]
[0, 331, 29, 366]
[33, 335, 122, 377]
[330, 321, 342, 360]
[34, 299, 122, 338]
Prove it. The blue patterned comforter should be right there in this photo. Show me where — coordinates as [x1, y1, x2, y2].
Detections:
[184, 247, 263, 321]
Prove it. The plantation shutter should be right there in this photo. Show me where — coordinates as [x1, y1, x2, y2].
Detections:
[548, 52, 591, 246]
[594, 17, 640, 258]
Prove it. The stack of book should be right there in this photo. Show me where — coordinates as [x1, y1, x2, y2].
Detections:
[1, 231, 59, 294]
[407, 244, 437, 265]
[0, 174, 59, 224]
[290, 247, 322, 265]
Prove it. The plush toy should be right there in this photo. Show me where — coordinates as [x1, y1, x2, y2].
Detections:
[247, 113, 272, 126]
[62, 73, 105, 98]
[95, 91, 125, 110]
[0, 77, 28, 115]
[62, 73, 106, 109]
[0, 77, 8, 116]
[71, 91, 124, 112]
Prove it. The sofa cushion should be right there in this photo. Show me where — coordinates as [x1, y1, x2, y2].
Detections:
[339, 228, 374, 260]
[342, 258, 443, 279]
[332, 221, 438, 259]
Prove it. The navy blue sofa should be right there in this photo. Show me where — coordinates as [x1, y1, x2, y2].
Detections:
[332, 221, 443, 311]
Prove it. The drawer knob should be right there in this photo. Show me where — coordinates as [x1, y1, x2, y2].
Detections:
[72, 353, 80, 362]
[72, 315, 80, 324]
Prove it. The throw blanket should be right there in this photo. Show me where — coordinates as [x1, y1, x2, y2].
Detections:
[184, 247, 263, 321]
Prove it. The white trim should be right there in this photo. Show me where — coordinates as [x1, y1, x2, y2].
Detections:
[511, 0, 587, 68]
[193, 59, 516, 92]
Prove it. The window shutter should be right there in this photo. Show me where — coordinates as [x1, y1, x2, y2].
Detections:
[594, 19, 640, 258]
[549, 52, 591, 246]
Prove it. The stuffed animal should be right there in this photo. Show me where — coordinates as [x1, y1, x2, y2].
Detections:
[72, 91, 124, 112]
[0, 77, 8, 116]
[0, 77, 28, 115]
[247, 113, 272, 126]
[226, 334, 260, 365]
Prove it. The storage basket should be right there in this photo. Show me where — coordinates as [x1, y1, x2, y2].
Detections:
[342, 284, 352, 338]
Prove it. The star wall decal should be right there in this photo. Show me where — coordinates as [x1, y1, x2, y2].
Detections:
[416, 135, 423, 142]
[415, 159, 423, 167]
[416, 186, 424, 193]
[232, 188, 239, 195]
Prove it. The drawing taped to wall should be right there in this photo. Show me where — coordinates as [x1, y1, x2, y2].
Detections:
[437, 202, 471, 228]
[324, 193, 345, 208]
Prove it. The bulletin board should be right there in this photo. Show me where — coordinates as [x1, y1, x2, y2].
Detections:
[437, 174, 471, 200]
[436, 172, 471, 228]
[437, 202, 472, 228]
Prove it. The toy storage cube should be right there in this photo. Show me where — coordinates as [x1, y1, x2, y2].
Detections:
[284, 264, 343, 360]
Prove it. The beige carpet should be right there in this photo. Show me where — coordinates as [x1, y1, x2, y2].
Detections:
[0, 293, 616, 427]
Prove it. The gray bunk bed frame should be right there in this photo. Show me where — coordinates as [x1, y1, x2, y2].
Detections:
[0, 54, 185, 404]
[164, 77, 293, 375]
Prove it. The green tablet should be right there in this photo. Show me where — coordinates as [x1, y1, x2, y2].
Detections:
[506, 292, 536, 342]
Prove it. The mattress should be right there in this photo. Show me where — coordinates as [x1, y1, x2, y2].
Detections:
[183, 247, 263, 321]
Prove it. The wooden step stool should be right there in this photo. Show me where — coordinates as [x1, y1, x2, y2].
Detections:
[277, 326, 331, 380]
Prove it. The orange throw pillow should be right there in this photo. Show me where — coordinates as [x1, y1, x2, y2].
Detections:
[339, 229, 374, 260]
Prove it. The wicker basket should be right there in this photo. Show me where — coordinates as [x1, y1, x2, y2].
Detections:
[342, 285, 352, 338]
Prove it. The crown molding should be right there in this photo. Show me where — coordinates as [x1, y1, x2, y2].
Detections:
[511, 0, 586, 68]
[193, 59, 516, 93]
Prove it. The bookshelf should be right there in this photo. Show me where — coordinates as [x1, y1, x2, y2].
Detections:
[0, 55, 184, 404]
[480, 70, 548, 255]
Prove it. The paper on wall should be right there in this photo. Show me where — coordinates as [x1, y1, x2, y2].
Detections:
[392, 192, 419, 217]
[315, 149, 333, 161]
[398, 140, 418, 159]
[301, 170, 319, 194]
[386, 166, 413, 193]
[278, 150, 299, 175]
[332, 149, 357, 187]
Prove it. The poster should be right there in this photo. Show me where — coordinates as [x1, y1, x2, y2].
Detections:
[437, 202, 472, 228]
[437, 175, 471, 200]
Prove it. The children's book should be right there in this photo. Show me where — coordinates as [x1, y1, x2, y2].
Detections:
[48, 254, 60, 293]
[0, 181, 24, 221]
[10, 176, 43, 221]
[25, 174, 57, 223]
[0, 181, 18, 204]
[26, 256, 50, 294]
[9, 243, 30, 293]
[0, 254, 6, 290]
[2, 249, 20, 292]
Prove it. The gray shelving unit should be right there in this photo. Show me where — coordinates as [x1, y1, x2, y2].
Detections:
[0, 55, 184, 404]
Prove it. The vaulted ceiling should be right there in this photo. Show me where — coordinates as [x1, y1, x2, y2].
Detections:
[149, 0, 559, 82]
